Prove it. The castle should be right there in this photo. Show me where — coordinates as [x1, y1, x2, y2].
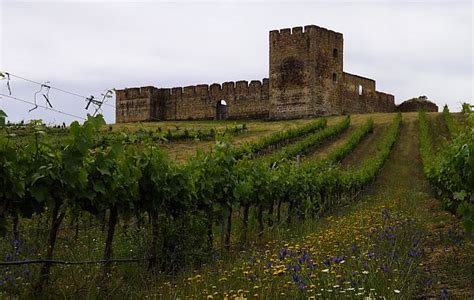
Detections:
[115, 25, 396, 123]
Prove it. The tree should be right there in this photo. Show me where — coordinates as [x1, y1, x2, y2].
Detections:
[0, 110, 7, 126]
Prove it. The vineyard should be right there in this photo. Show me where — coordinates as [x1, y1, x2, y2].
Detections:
[0, 109, 472, 298]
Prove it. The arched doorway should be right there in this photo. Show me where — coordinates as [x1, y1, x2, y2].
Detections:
[216, 99, 228, 120]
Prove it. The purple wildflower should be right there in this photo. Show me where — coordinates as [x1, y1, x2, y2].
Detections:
[351, 243, 358, 253]
[440, 288, 448, 300]
[424, 278, 433, 288]
[302, 250, 310, 260]
[363, 261, 369, 269]
[279, 248, 287, 259]
[380, 263, 391, 273]
[323, 258, 331, 267]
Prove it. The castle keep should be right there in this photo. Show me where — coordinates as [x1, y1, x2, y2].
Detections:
[116, 25, 395, 123]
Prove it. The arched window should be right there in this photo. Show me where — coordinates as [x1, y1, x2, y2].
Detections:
[333, 48, 338, 59]
[358, 85, 363, 96]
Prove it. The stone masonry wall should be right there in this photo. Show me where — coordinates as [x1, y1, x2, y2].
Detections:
[269, 25, 344, 119]
[156, 79, 270, 120]
[116, 87, 158, 123]
[374, 92, 396, 113]
[342, 73, 395, 114]
[342, 72, 375, 114]
[116, 80, 270, 122]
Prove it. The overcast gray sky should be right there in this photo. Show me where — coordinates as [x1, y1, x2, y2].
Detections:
[0, 0, 472, 124]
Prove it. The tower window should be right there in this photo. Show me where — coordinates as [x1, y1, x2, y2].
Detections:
[332, 73, 337, 83]
[333, 48, 338, 59]
[358, 84, 363, 95]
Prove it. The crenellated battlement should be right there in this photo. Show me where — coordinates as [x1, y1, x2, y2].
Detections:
[269, 24, 344, 61]
[269, 25, 342, 40]
[116, 24, 395, 123]
[154, 78, 269, 99]
[121, 78, 272, 121]
[117, 86, 158, 101]
[116, 86, 158, 123]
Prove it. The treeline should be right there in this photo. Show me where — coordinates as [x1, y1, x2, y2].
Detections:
[0, 113, 401, 291]
[418, 105, 473, 232]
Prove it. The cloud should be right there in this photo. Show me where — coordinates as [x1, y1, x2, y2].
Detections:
[0, 0, 472, 124]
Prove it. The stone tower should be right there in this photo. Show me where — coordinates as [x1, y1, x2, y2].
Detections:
[269, 25, 344, 119]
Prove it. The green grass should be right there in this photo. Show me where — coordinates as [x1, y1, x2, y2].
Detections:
[302, 124, 356, 162]
[427, 113, 450, 153]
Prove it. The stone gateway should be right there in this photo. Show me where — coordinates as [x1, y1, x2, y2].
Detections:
[116, 25, 397, 123]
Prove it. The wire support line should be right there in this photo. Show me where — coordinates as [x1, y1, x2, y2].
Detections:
[0, 93, 87, 120]
[3, 72, 115, 109]
[0, 258, 146, 266]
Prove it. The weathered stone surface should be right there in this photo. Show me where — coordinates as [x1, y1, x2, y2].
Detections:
[116, 87, 158, 123]
[397, 96, 438, 112]
[116, 25, 396, 123]
[269, 26, 344, 119]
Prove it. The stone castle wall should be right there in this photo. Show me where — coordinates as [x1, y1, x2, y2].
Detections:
[156, 79, 270, 120]
[342, 73, 395, 114]
[269, 26, 344, 119]
[116, 24, 396, 123]
[116, 87, 157, 123]
[116, 80, 270, 122]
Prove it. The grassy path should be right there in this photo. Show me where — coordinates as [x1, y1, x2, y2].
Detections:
[349, 113, 473, 298]
[340, 123, 389, 168]
[302, 124, 355, 162]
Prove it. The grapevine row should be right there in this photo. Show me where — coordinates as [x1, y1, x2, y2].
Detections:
[0, 113, 401, 290]
[418, 108, 473, 232]
[442, 104, 459, 137]
[262, 116, 350, 164]
[234, 118, 327, 159]
[3, 121, 248, 143]
[323, 118, 374, 164]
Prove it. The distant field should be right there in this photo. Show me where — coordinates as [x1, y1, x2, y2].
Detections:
[111, 114, 396, 162]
